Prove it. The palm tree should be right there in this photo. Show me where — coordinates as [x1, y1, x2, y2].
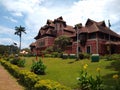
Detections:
[14, 25, 26, 52]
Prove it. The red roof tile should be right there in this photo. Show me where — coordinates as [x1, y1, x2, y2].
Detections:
[85, 19, 120, 38]
[64, 25, 75, 32]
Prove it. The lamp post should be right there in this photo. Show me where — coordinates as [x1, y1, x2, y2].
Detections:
[108, 20, 111, 55]
[76, 25, 79, 60]
[75, 23, 81, 60]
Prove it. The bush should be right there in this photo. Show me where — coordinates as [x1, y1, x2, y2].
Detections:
[31, 59, 46, 75]
[84, 53, 90, 59]
[77, 64, 103, 90]
[18, 70, 39, 89]
[17, 59, 25, 67]
[51, 52, 59, 58]
[10, 56, 20, 65]
[34, 79, 71, 90]
[79, 53, 84, 59]
[44, 54, 52, 57]
[10, 56, 25, 67]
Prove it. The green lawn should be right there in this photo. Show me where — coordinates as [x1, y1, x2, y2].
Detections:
[23, 57, 119, 89]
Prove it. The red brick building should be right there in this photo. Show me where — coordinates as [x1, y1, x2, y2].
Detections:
[30, 16, 120, 55]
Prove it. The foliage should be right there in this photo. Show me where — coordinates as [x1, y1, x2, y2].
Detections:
[51, 52, 62, 58]
[10, 56, 25, 67]
[44, 54, 52, 57]
[100, 54, 120, 61]
[10, 56, 20, 65]
[77, 64, 103, 90]
[0, 59, 71, 90]
[34, 79, 71, 90]
[18, 70, 39, 89]
[14, 25, 26, 51]
[17, 59, 25, 67]
[107, 54, 120, 60]
[54, 35, 71, 52]
[84, 53, 91, 59]
[112, 74, 120, 90]
[0, 44, 18, 55]
[31, 59, 46, 75]
[44, 46, 53, 54]
[79, 53, 84, 59]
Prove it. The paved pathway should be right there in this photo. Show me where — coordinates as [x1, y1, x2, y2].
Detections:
[0, 64, 23, 90]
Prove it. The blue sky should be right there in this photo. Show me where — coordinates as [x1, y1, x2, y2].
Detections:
[0, 0, 120, 49]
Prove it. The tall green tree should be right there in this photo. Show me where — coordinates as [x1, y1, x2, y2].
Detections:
[54, 35, 71, 52]
[14, 25, 26, 52]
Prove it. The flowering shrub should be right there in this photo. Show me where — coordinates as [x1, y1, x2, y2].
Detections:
[31, 59, 46, 75]
[77, 64, 103, 90]
[34, 79, 71, 90]
[10, 56, 25, 67]
[18, 70, 39, 89]
[112, 74, 120, 90]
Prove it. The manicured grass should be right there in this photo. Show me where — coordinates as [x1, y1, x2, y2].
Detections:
[23, 57, 119, 89]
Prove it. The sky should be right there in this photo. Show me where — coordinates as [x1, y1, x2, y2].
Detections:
[0, 0, 120, 49]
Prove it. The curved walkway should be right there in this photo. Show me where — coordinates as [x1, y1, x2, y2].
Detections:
[0, 64, 23, 90]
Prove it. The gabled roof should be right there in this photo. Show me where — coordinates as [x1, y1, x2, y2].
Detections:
[85, 18, 106, 27]
[84, 19, 120, 38]
[34, 16, 76, 39]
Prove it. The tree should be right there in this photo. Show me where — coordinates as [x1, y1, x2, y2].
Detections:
[14, 25, 26, 52]
[0, 44, 19, 55]
[54, 35, 71, 52]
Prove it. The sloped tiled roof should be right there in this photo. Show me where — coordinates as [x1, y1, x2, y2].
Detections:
[79, 27, 88, 33]
[84, 19, 120, 38]
[64, 25, 75, 32]
[34, 16, 76, 39]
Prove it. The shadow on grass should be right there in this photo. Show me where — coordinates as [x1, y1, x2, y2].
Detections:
[102, 59, 120, 90]
[68, 59, 81, 64]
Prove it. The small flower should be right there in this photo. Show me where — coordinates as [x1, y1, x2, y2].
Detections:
[76, 77, 80, 80]
[83, 64, 88, 69]
[113, 74, 119, 79]
[96, 68, 101, 72]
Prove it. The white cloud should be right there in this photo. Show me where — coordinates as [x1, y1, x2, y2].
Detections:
[3, 16, 17, 23]
[0, 38, 14, 45]
[1, 0, 120, 28]
[11, 12, 23, 17]
[0, 25, 18, 45]
[1, 0, 120, 48]
[0, 25, 14, 34]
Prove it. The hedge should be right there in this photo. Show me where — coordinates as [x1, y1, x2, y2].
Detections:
[34, 79, 71, 90]
[0, 59, 71, 90]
